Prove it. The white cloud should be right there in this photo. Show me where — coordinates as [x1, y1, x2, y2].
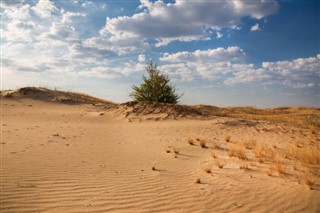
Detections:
[250, 23, 261, 31]
[225, 55, 320, 88]
[216, 32, 223, 39]
[61, 12, 86, 23]
[160, 48, 319, 89]
[31, 0, 58, 18]
[1, 0, 141, 81]
[101, 0, 279, 47]
[160, 46, 246, 63]
[138, 54, 146, 62]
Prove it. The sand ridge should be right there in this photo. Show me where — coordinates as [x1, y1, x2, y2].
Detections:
[1, 88, 319, 212]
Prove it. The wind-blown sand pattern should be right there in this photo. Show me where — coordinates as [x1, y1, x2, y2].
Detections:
[1, 88, 319, 213]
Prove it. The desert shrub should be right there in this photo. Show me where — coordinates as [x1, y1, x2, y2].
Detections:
[130, 61, 182, 104]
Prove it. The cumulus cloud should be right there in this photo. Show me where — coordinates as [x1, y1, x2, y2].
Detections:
[138, 54, 146, 62]
[160, 46, 246, 63]
[101, 0, 279, 47]
[159, 47, 248, 81]
[225, 55, 320, 88]
[1, 0, 142, 82]
[250, 23, 261, 31]
[216, 32, 223, 39]
[31, 0, 58, 18]
[160, 48, 319, 88]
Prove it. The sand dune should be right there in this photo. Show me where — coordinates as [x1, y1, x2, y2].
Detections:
[1, 88, 319, 212]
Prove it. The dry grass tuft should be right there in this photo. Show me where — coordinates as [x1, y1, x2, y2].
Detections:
[250, 162, 257, 167]
[254, 142, 275, 163]
[242, 139, 257, 150]
[215, 159, 226, 169]
[195, 178, 201, 184]
[173, 148, 180, 155]
[267, 166, 274, 176]
[298, 146, 320, 165]
[239, 163, 249, 170]
[275, 160, 286, 175]
[304, 171, 315, 188]
[188, 138, 194, 145]
[199, 138, 207, 148]
[225, 135, 231, 142]
[211, 151, 217, 159]
[228, 144, 247, 160]
[203, 164, 212, 173]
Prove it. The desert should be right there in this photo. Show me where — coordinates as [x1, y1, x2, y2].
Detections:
[0, 87, 319, 213]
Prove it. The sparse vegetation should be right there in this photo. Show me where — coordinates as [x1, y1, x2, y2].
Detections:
[215, 159, 226, 169]
[242, 139, 257, 150]
[188, 138, 194, 145]
[275, 160, 286, 175]
[305, 115, 320, 128]
[228, 144, 247, 160]
[211, 151, 217, 159]
[199, 138, 207, 148]
[203, 164, 212, 173]
[239, 163, 249, 170]
[254, 142, 275, 163]
[195, 178, 201, 184]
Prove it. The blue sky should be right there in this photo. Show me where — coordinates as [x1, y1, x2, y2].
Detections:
[1, 0, 319, 107]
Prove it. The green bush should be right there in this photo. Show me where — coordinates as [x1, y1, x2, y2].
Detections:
[130, 61, 182, 104]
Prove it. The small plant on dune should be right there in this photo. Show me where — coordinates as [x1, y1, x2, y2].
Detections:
[254, 142, 275, 163]
[239, 163, 249, 170]
[203, 163, 212, 173]
[267, 166, 274, 176]
[173, 148, 180, 155]
[225, 135, 231, 142]
[211, 151, 217, 159]
[228, 144, 247, 160]
[275, 160, 286, 175]
[130, 61, 182, 104]
[250, 162, 257, 167]
[188, 138, 194, 145]
[298, 146, 320, 165]
[215, 159, 226, 169]
[305, 115, 320, 128]
[195, 178, 201, 184]
[199, 138, 207, 148]
[293, 162, 298, 171]
[304, 171, 315, 188]
[243, 139, 257, 150]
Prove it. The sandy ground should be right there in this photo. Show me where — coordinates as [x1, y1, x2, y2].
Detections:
[1, 97, 319, 213]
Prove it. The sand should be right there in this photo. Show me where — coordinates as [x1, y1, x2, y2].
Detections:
[1, 88, 319, 213]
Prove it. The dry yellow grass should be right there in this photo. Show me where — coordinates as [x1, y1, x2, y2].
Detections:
[254, 142, 275, 163]
[242, 139, 257, 150]
[195, 178, 201, 184]
[199, 138, 207, 148]
[297, 146, 320, 165]
[211, 151, 217, 159]
[304, 171, 315, 188]
[188, 138, 194, 145]
[267, 166, 274, 176]
[173, 148, 180, 155]
[228, 144, 247, 160]
[215, 159, 226, 169]
[275, 160, 286, 175]
[239, 163, 249, 170]
[203, 163, 212, 173]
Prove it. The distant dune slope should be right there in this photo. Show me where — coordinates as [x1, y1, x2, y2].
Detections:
[1, 87, 319, 127]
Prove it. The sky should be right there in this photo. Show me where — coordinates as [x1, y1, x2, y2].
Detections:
[1, 0, 319, 108]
